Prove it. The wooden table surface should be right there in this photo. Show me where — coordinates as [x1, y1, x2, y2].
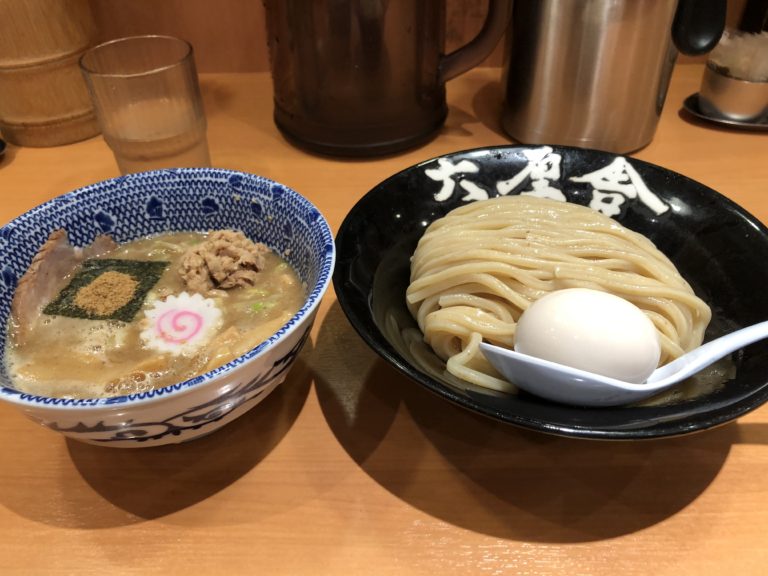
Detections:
[0, 64, 767, 575]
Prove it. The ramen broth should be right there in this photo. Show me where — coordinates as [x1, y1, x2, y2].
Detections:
[5, 232, 306, 398]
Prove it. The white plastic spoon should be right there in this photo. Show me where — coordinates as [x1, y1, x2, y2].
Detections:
[480, 319, 768, 407]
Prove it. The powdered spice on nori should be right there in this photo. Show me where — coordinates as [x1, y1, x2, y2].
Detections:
[43, 259, 169, 322]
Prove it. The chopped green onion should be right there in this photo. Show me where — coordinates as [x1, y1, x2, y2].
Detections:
[248, 300, 277, 314]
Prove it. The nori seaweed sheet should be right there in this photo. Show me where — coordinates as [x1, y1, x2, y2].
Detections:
[43, 259, 169, 322]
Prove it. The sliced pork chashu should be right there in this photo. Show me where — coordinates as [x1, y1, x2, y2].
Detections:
[10, 230, 117, 344]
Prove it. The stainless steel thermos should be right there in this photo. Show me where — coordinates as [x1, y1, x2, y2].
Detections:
[501, 0, 726, 153]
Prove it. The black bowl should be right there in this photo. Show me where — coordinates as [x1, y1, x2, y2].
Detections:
[333, 145, 768, 439]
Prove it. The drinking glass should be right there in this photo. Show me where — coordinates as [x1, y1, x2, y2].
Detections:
[80, 35, 211, 174]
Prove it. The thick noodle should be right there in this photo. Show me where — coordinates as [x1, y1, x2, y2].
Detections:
[406, 195, 711, 392]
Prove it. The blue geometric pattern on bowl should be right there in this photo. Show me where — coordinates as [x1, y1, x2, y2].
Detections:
[0, 168, 335, 410]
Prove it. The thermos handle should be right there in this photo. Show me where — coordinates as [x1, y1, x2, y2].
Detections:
[440, 0, 512, 83]
[672, 0, 727, 56]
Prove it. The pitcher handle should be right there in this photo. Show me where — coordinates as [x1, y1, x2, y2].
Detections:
[439, 0, 512, 83]
[672, 0, 726, 56]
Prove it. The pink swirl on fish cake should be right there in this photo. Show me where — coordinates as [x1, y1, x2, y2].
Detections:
[155, 309, 204, 344]
[140, 292, 223, 355]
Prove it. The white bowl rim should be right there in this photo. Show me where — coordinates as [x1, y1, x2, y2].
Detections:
[0, 168, 336, 410]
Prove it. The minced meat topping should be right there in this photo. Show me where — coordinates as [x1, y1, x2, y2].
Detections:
[179, 230, 270, 294]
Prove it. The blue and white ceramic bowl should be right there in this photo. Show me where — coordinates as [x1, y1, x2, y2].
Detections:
[0, 168, 335, 447]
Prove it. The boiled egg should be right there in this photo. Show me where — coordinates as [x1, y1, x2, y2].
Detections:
[514, 288, 661, 383]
